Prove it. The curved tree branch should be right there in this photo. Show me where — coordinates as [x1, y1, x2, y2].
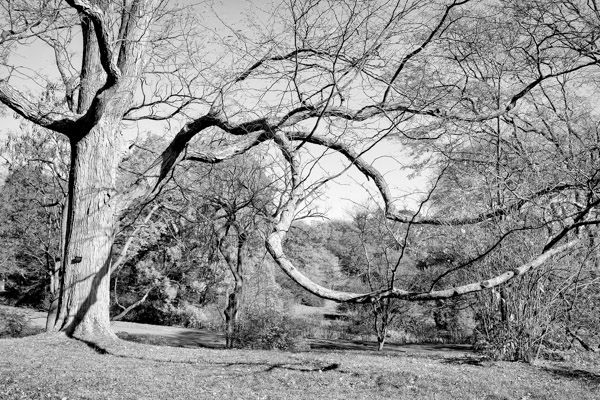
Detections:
[0, 80, 78, 134]
[266, 223, 580, 303]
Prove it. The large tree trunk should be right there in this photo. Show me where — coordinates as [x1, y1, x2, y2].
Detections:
[48, 124, 122, 341]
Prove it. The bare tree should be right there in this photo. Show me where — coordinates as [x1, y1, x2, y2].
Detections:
[184, 154, 274, 348]
[350, 209, 418, 350]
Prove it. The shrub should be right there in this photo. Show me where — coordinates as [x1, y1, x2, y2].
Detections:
[232, 309, 310, 351]
[165, 302, 211, 329]
[0, 308, 41, 338]
[473, 325, 544, 362]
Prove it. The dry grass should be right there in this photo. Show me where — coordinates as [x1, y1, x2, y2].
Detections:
[0, 333, 598, 400]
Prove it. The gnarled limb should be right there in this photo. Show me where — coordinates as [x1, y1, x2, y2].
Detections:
[264, 125, 583, 304]
[0, 81, 78, 134]
[65, 0, 121, 85]
[117, 113, 274, 210]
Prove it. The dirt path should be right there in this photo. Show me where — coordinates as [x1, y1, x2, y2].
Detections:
[3, 305, 474, 357]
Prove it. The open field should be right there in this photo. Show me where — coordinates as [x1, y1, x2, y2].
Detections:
[1, 331, 599, 400]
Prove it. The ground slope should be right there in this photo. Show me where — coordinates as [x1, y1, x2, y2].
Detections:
[1, 333, 598, 400]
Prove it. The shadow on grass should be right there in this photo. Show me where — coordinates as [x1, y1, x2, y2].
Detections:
[264, 362, 340, 373]
[115, 329, 477, 360]
[77, 338, 110, 355]
[172, 330, 225, 349]
[542, 365, 600, 388]
[309, 339, 475, 358]
[441, 356, 491, 367]
[214, 361, 342, 374]
[116, 331, 225, 349]
[309, 338, 386, 352]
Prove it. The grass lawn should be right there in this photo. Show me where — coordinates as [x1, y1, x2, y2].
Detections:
[0, 333, 598, 400]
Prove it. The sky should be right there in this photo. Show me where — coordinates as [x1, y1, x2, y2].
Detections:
[0, 113, 20, 184]
[0, 0, 428, 219]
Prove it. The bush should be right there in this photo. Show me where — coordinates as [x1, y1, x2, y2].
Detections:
[232, 309, 310, 351]
[164, 302, 213, 329]
[0, 308, 41, 338]
[472, 325, 543, 362]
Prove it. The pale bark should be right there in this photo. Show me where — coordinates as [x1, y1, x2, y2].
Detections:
[266, 199, 581, 303]
[51, 124, 122, 339]
[111, 286, 153, 322]
[111, 204, 160, 274]
[377, 335, 386, 351]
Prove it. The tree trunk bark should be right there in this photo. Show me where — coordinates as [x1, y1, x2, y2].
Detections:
[47, 200, 68, 331]
[224, 234, 245, 349]
[221, 229, 246, 349]
[49, 124, 122, 341]
[376, 311, 388, 351]
[224, 288, 241, 348]
[499, 287, 509, 323]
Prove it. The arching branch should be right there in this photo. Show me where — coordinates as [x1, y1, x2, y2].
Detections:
[0, 81, 78, 134]
[266, 216, 580, 303]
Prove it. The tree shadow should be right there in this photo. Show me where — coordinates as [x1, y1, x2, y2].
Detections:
[171, 330, 225, 349]
[541, 365, 600, 388]
[61, 254, 113, 339]
[77, 338, 110, 355]
[441, 356, 491, 367]
[214, 361, 342, 373]
[263, 362, 340, 373]
[308, 338, 399, 352]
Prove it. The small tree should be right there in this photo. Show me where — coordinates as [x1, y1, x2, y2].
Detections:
[0, 127, 67, 308]
[345, 210, 420, 349]
[206, 155, 276, 348]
